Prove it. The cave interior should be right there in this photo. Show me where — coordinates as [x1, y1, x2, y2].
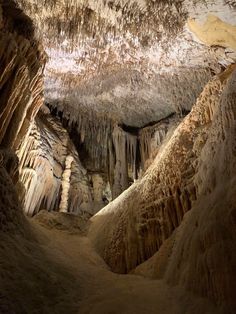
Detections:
[0, 0, 236, 313]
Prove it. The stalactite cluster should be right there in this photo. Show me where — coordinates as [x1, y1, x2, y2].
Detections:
[139, 115, 182, 170]
[16, 0, 232, 146]
[49, 104, 183, 203]
[16, 0, 187, 49]
[17, 111, 93, 216]
[49, 104, 114, 172]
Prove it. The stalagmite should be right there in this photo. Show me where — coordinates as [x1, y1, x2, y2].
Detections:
[92, 174, 104, 204]
[59, 155, 74, 213]
[17, 111, 94, 216]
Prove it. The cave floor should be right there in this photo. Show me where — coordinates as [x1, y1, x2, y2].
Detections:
[0, 212, 220, 314]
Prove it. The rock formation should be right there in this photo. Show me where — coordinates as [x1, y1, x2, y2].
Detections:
[0, 0, 45, 150]
[59, 155, 74, 213]
[90, 66, 236, 311]
[0, 0, 236, 313]
[17, 109, 95, 216]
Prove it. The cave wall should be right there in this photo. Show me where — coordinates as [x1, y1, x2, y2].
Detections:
[0, 148, 25, 231]
[17, 109, 95, 216]
[89, 67, 236, 310]
[0, 1, 50, 217]
[0, 1, 109, 217]
[164, 66, 236, 308]
[0, 0, 45, 150]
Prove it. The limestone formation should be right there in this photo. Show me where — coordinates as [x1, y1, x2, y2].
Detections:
[139, 115, 182, 171]
[0, 148, 26, 232]
[90, 67, 236, 310]
[111, 125, 137, 197]
[188, 15, 236, 50]
[0, 0, 45, 150]
[0, 0, 236, 313]
[17, 111, 94, 216]
[14, 0, 235, 151]
[59, 155, 74, 213]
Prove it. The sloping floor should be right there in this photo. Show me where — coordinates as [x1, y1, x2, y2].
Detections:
[0, 211, 221, 314]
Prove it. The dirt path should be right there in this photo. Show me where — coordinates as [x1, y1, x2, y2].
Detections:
[26, 215, 219, 314]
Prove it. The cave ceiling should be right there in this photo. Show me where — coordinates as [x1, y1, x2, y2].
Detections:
[16, 0, 236, 127]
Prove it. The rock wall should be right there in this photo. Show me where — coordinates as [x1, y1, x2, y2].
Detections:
[0, 1, 56, 217]
[0, 0, 45, 150]
[0, 149, 19, 229]
[89, 67, 236, 310]
[164, 66, 236, 310]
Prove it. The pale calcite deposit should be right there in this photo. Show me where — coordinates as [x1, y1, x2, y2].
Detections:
[59, 155, 74, 213]
[188, 15, 236, 50]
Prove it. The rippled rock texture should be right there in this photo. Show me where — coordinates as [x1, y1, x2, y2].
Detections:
[90, 67, 236, 311]
[0, 0, 45, 150]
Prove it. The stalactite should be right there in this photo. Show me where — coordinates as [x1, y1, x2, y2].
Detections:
[140, 126, 166, 165]
[111, 126, 129, 198]
[139, 116, 182, 171]
[77, 113, 112, 170]
[126, 130, 138, 179]
[111, 125, 138, 198]
[108, 137, 115, 188]
[49, 104, 114, 172]
[16, 0, 187, 50]
[92, 174, 104, 203]
[85, 173, 112, 214]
